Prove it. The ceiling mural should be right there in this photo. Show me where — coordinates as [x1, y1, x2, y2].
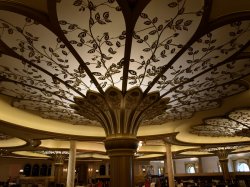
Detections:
[190, 108, 250, 137]
[0, 0, 250, 136]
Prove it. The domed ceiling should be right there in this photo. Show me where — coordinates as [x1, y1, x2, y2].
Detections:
[0, 0, 250, 158]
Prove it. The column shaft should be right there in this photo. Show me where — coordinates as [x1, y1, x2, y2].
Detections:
[198, 157, 203, 174]
[67, 141, 77, 187]
[109, 154, 134, 187]
[165, 143, 175, 187]
[54, 163, 64, 184]
[105, 137, 138, 187]
[215, 150, 231, 183]
[219, 159, 230, 182]
[52, 154, 66, 185]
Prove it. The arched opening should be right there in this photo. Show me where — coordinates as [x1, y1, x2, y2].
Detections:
[237, 162, 250, 172]
[187, 166, 196, 174]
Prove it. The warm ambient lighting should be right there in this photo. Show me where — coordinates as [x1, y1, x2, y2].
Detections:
[189, 157, 198, 161]
[137, 141, 143, 152]
[134, 141, 144, 157]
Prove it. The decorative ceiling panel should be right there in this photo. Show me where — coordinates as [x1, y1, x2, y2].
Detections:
[12, 99, 100, 126]
[170, 83, 247, 105]
[143, 100, 220, 126]
[142, 82, 247, 126]
[0, 55, 74, 99]
[0, 10, 93, 95]
[57, 0, 126, 91]
[229, 109, 250, 126]
[0, 55, 100, 126]
[190, 108, 250, 137]
[130, 0, 204, 91]
[152, 20, 250, 96]
[171, 58, 250, 99]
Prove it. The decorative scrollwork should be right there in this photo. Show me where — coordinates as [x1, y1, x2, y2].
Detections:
[71, 86, 171, 136]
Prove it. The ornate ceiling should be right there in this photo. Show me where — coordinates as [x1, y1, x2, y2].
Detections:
[0, 0, 250, 159]
[191, 108, 250, 137]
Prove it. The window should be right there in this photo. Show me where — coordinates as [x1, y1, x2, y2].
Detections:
[237, 162, 250, 172]
[185, 163, 197, 174]
[187, 166, 196, 173]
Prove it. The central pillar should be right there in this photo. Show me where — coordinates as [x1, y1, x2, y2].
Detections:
[72, 87, 170, 187]
[105, 137, 138, 187]
[165, 143, 175, 187]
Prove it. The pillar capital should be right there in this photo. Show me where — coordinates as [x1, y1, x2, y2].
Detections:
[72, 87, 170, 136]
[51, 153, 68, 165]
[211, 149, 232, 183]
[51, 153, 67, 185]
[214, 149, 231, 161]
[164, 142, 172, 148]
[105, 137, 138, 155]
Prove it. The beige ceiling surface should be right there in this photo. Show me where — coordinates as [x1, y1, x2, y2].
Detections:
[0, 0, 250, 160]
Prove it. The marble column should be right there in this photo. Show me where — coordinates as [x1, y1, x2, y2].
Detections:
[165, 143, 175, 187]
[66, 141, 77, 187]
[105, 137, 138, 187]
